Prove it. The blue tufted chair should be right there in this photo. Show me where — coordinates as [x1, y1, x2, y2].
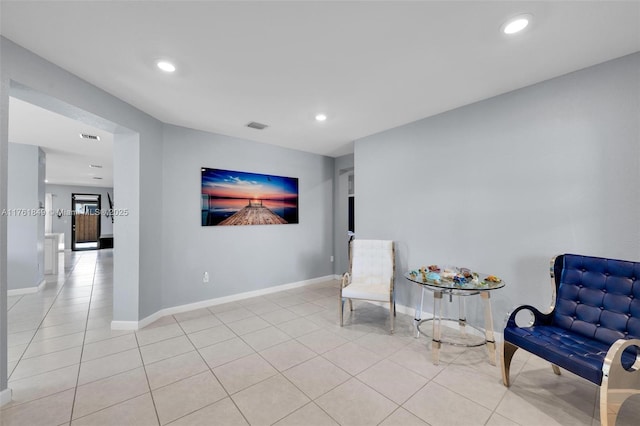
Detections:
[502, 254, 640, 426]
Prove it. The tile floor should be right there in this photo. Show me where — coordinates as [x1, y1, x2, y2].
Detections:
[1, 250, 639, 425]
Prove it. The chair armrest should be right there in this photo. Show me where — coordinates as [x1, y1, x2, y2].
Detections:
[603, 338, 640, 377]
[505, 304, 554, 329]
[600, 338, 640, 426]
[341, 272, 350, 288]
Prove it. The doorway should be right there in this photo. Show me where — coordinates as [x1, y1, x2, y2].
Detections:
[348, 173, 355, 234]
[72, 193, 101, 251]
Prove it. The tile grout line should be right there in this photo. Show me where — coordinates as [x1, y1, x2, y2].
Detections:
[482, 357, 514, 426]
[6, 294, 24, 314]
[69, 389, 151, 424]
[3, 254, 93, 416]
[133, 332, 162, 426]
[60, 254, 154, 424]
[268, 310, 424, 424]
[424, 358, 505, 424]
[6, 260, 602, 426]
[229, 341, 340, 425]
[174, 301, 346, 424]
[313, 317, 434, 425]
[68, 252, 101, 424]
[228, 309, 353, 425]
[173, 315, 253, 426]
[17, 329, 98, 362]
[7, 309, 384, 412]
[7, 254, 85, 383]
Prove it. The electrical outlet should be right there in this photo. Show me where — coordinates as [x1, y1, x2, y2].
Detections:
[330, 256, 334, 262]
[202, 272, 209, 283]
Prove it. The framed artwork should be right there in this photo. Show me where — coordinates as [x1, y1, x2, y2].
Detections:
[201, 167, 299, 226]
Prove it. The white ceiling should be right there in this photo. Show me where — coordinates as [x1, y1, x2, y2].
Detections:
[2, 1, 640, 185]
[9, 97, 114, 188]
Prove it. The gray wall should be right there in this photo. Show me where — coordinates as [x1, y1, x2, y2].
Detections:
[7, 143, 44, 290]
[333, 153, 354, 276]
[0, 38, 8, 399]
[45, 184, 115, 250]
[1, 35, 165, 338]
[1, 35, 165, 395]
[160, 124, 335, 308]
[37, 148, 45, 278]
[354, 52, 640, 327]
[1, 35, 338, 330]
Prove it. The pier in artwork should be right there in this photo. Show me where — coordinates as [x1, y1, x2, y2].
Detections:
[218, 200, 288, 225]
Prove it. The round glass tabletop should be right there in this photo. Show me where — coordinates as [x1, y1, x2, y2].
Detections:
[404, 267, 505, 292]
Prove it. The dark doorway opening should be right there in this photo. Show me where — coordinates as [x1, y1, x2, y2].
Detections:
[72, 193, 101, 251]
[348, 196, 355, 234]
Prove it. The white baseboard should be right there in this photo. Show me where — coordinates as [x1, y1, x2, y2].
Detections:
[112, 275, 337, 331]
[0, 387, 12, 407]
[110, 320, 141, 331]
[7, 279, 46, 296]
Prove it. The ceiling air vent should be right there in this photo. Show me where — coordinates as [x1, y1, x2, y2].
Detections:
[92, 177, 103, 180]
[246, 121, 268, 130]
[80, 133, 101, 141]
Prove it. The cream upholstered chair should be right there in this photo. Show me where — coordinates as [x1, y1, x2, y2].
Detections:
[340, 239, 396, 333]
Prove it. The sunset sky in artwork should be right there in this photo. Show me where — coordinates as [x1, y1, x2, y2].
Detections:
[201, 168, 298, 201]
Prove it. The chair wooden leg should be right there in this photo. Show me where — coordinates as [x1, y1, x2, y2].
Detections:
[348, 299, 353, 311]
[551, 364, 561, 376]
[502, 341, 519, 387]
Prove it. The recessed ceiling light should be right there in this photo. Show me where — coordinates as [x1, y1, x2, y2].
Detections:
[502, 14, 532, 35]
[315, 114, 327, 122]
[44, 179, 48, 183]
[157, 60, 176, 73]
